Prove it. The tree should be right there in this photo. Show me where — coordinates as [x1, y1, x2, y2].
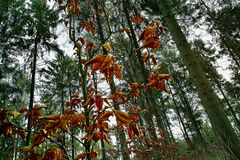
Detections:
[144, 0, 240, 158]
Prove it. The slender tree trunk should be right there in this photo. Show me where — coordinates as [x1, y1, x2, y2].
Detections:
[175, 82, 207, 147]
[214, 79, 240, 132]
[147, 0, 240, 158]
[26, 33, 40, 146]
[157, 94, 174, 143]
[61, 80, 66, 146]
[163, 101, 175, 143]
[169, 84, 195, 149]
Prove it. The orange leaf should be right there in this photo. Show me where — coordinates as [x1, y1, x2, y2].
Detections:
[126, 124, 133, 139]
[74, 153, 87, 160]
[33, 104, 47, 111]
[44, 147, 62, 160]
[146, 79, 158, 90]
[75, 152, 97, 160]
[98, 111, 113, 123]
[130, 115, 140, 121]
[113, 110, 131, 124]
[67, 0, 80, 16]
[150, 54, 157, 65]
[157, 74, 171, 80]
[157, 82, 169, 92]
[131, 16, 143, 24]
[142, 52, 148, 63]
[130, 123, 140, 137]
[85, 54, 105, 67]
[32, 133, 45, 147]
[130, 83, 142, 97]
[151, 66, 164, 72]
[86, 42, 94, 53]
[121, 27, 130, 33]
[113, 64, 123, 80]
[139, 26, 160, 49]
[139, 26, 157, 41]
[95, 94, 103, 112]
[100, 55, 113, 72]
[109, 91, 126, 104]
[80, 21, 96, 34]
[92, 131, 102, 142]
[91, 63, 102, 73]
[98, 121, 109, 132]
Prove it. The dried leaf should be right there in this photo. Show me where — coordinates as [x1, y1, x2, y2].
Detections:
[95, 94, 103, 112]
[113, 110, 131, 124]
[98, 111, 113, 123]
[113, 64, 123, 80]
[44, 147, 62, 160]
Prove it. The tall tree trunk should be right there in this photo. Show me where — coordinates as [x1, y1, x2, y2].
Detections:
[146, 0, 240, 158]
[26, 33, 40, 145]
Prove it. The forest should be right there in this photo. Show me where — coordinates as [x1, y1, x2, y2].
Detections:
[0, 0, 240, 159]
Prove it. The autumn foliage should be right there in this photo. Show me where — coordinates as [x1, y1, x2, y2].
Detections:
[0, 0, 172, 160]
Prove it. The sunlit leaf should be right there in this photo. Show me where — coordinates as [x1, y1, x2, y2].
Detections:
[12, 111, 20, 119]
[84, 54, 105, 67]
[102, 42, 113, 52]
[151, 66, 164, 72]
[18, 145, 33, 152]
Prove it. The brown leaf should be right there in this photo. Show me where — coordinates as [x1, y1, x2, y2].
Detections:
[44, 147, 62, 160]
